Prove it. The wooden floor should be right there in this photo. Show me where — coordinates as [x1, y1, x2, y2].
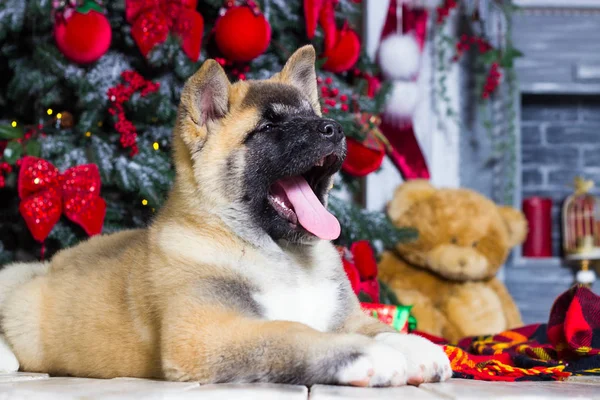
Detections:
[0, 373, 599, 399]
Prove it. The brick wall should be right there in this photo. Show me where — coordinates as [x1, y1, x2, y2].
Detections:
[521, 95, 600, 256]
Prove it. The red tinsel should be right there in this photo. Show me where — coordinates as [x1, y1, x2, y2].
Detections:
[0, 162, 12, 189]
[107, 71, 160, 157]
[126, 0, 204, 61]
[482, 62, 501, 99]
[452, 34, 493, 61]
[450, 35, 501, 98]
[18, 156, 106, 243]
[436, 0, 457, 24]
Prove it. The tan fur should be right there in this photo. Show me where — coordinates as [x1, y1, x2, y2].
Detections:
[0, 46, 404, 383]
[379, 180, 526, 343]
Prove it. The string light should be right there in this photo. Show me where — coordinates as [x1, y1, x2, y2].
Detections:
[56, 113, 63, 119]
[85, 131, 92, 137]
[141, 199, 148, 206]
[152, 142, 159, 151]
[11, 121, 17, 128]
[97, 122, 103, 127]
[47, 109, 53, 115]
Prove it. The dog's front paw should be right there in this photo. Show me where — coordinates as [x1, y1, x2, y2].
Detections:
[0, 336, 19, 373]
[375, 333, 451, 385]
[336, 342, 408, 387]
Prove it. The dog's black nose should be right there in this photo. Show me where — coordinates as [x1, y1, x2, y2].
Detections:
[317, 119, 343, 142]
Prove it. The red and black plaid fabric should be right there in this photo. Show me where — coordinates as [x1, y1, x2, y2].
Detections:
[414, 285, 600, 381]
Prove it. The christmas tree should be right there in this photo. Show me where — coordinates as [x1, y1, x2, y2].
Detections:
[0, 0, 415, 266]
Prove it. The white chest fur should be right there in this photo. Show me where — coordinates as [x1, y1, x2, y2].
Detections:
[253, 276, 340, 332]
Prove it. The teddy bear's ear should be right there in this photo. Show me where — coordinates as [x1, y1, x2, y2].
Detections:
[498, 206, 528, 247]
[387, 179, 436, 223]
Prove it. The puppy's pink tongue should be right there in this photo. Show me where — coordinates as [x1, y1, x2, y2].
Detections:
[277, 176, 341, 240]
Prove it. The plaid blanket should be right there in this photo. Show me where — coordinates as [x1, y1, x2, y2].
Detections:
[414, 285, 600, 381]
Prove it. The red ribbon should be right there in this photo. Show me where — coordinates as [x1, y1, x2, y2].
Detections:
[18, 156, 106, 243]
[379, 0, 430, 180]
[126, 0, 204, 61]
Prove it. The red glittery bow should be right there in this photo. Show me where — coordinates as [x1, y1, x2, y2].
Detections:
[126, 0, 204, 61]
[18, 156, 106, 243]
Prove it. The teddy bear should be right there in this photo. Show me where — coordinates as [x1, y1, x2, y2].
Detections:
[378, 179, 527, 343]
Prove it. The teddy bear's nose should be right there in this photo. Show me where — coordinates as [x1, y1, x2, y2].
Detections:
[458, 259, 467, 267]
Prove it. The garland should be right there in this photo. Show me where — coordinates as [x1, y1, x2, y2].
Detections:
[433, 1, 522, 204]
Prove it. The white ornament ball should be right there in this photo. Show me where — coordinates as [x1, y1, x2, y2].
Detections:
[378, 33, 421, 81]
[384, 80, 420, 121]
[576, 269, 596, 285]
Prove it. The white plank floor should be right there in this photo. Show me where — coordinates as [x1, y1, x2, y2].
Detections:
[0, 373, 598, 399]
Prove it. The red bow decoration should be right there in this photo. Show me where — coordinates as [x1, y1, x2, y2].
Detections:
[126, 0, 204, 61]
[18, 156, 106, 243]
[339, 241, 380, 303]
[304, 0, 360, 73]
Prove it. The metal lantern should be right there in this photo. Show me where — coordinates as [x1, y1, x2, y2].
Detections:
[562, 177, 600, 286]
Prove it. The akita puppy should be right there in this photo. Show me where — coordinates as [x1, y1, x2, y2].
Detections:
[0, 46, 451, 386]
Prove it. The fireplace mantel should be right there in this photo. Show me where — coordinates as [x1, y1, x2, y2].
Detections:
[514, 0, 600, 9]
[513, 2, 600, 94]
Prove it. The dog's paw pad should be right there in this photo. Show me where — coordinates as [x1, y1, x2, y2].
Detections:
[336, 343, 407, 387]
[375, 333, 451, 384]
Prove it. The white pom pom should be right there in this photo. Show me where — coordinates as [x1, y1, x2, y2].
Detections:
[384, 81, 420, 122]
[576, 269, 596, 285]
[378, 34, 421, 81]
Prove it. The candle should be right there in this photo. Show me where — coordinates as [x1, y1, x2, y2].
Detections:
[522, 197, 553, 257]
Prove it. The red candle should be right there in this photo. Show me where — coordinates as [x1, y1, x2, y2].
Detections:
[522, 197, 553, 257]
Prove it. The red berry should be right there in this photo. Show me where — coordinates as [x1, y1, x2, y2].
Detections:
[340, 94, 348, 102]
[331, 88, 339, 97]
[325, 77, 333, 85]
[321, 86, 329, 96]
[317, 77, 323, 85]
[341, 104, 349, 112]
[239, 73, 246, 80]
[322, 107, 329, 114]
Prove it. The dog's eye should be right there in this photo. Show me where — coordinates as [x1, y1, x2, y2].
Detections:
[472, 241, 478, 248]
[260, 123, 274, 131]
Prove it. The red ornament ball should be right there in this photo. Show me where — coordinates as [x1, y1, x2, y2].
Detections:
[214, 6, 271, 62]
[342, 138, 385, 177]
[54, 9, 112, 64]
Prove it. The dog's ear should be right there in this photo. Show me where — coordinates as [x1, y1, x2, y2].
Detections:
[181, 59, 230, 127]
[177, 59, 231, 150]
[277, 45, 321, 114]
